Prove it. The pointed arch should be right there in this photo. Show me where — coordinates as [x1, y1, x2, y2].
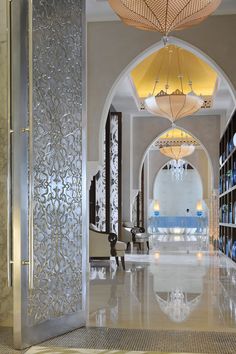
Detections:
[99, 37, 236, 167]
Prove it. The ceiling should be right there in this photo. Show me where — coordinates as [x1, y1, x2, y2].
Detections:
[112, 69, 235, 118]
[87, 1, 236, 119]
[131, 45, 217, 97]
[87, 0, 236, 22]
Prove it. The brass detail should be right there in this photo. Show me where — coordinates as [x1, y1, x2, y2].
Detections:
[21, 127, 30, 133]
[21, 260, 30, 266]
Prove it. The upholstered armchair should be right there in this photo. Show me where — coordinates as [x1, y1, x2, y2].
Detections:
[89, 225, 126, 270]
[120, 221, 134, 250]
[131, 226, 150, 251]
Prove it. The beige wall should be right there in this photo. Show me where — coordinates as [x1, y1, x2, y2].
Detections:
[0, 0, 12, 327]
[132, 115, 220, 190]
[149, 149, 210, 201]
[87, 16, 236, 164]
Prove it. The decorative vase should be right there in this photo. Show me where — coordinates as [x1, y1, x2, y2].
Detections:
[232, 241, 236, 260]
[233, 161, 236, 186]
[233, 202, 236, 224]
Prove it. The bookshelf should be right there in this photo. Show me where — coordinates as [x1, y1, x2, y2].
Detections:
[219, 112, 236, 261]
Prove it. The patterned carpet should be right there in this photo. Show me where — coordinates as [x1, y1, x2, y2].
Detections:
[25, 348, 197, 354]
[0, 327, 26, 354]
[39, 327, 236, 354]
[1, 327, 236, 354]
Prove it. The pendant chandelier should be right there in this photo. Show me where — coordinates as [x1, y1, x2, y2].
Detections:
[160, 144, 195, 160]
[167, 159, 188, 182]
[145, 46, 203, 123]
[108, 0, 221, 36]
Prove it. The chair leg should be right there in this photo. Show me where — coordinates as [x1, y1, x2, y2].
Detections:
[115, 257, 119, 267]
[121, 256, 125, 270]
[146, 241, 150, 250]
[127, 242, 131, 251]
[138, 243, 141, 251]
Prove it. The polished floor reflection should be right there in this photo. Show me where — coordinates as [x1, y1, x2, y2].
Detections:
[87, 250, 236, 332]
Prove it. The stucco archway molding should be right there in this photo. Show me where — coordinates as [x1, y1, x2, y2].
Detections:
[152, 160, 205, 201]
[98, 36, 236, 169]
[138, 125, 214, 192]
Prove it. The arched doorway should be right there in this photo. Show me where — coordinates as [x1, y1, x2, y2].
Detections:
[88, 35, 236, 336]
[97, 37, 236, 168]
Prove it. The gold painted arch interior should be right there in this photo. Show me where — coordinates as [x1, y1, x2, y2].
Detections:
[130, 45, 218, 108]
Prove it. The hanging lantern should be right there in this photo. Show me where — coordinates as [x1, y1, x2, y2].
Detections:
[167, 159, 188, 182]
[145, 89, 203, 123]
[144, 46, 203, 123]
[108, 0, 221, 36]
[160, 144, 195, 160]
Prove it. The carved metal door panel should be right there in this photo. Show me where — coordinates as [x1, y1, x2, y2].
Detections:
[10, 0, 87, 349]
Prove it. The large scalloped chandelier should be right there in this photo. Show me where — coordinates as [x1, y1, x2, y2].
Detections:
[158, 129, 196, 160]
[160, 144, 195, 160]
[108, 0, 221, 36]
[158, 129, 196, 181]
[144, 46, 203, 123]
[161, 145, 195, 182]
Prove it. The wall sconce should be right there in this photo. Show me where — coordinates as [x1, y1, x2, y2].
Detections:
[196, 200, 203, 217]
[153, 200, 160, 216]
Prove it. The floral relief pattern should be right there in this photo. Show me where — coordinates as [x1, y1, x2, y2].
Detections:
[110, 115, 119, 235]
[95, 142, 106, 232]
[132, 195, 138, 227]
[28, 0, 84, 325]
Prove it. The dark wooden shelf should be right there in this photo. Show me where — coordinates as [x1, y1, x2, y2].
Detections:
[219, 185, 236, 198]
[219, 251, 236, 267]
[220, 146, 236, 170]
[219, 223, 236, 228]
[219, 111, 236, 264]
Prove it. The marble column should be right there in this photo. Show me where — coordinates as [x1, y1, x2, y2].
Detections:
[209, 189, 219, 246]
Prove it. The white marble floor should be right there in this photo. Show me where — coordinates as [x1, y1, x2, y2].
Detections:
[87, 248, 236, 333]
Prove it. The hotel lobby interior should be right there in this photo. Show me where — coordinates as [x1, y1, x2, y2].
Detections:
[0, 0, 236, 353]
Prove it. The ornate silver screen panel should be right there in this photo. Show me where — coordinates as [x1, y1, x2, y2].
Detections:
[11, 0, 86, 348]
[109, 114, 119, 235]
[28, 0, 85, 325]
[132, 195, 138, 227]
[93, 112, 121, 236]
[95, 144, 106, 231]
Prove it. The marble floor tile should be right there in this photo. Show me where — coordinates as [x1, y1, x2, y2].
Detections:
[87, 250, 236, 333]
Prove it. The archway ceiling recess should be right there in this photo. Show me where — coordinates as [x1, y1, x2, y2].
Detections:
[130, 45, 218, 99]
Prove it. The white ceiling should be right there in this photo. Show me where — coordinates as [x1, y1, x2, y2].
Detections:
[87, 0, 236, 119]
[87, 0, 236, 22]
